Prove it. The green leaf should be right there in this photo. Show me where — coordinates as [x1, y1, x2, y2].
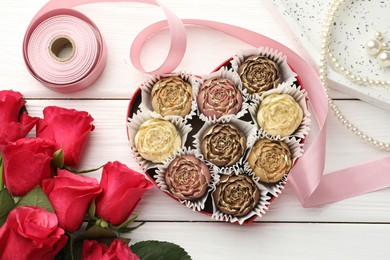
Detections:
[77, 225, 118, 242]
[112, 214, 139, 230]
[74, 225, 120, 248]
[130, 240, 192, 260]
[64, 165, 104, 174]
[0, 189, 16, 226]
[116, 222, 145, 234]
[52, 148, 64, 169]
[17, 186, 54, 213]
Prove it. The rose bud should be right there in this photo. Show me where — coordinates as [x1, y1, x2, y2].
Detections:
[165, 155, 211, 201]
[0, 90, 37, 150]
[151, 76, 193, 117]
[0, 90, 25, 124]
[197, 77, 243, 119]
[82, 239, 139, 260]
[37, 106, 94, 166]
[95, 161, 153, 226]
[0, 113, 38, 151]
[213, 174, 260, 217]
[81, 240, 108, 260]
[42, 170, 102, 232]
[248, 139, 292, 183]
[238, 55, 281, 94]
[200, 123, 246, 167]
[2, 138, 56, 196]
[0, 206, 67, 260]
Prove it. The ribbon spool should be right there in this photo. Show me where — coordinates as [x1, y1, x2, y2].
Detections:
[23, 0, 186, 93]
[23, 9, 106, 93]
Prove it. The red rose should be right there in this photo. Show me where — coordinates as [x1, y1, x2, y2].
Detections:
[0, 206, 67, 260]
[2, 138, 56, 196]
[82, 240, 108, 260]
[37, 106, 94, 166]
[42, 170, 102, 232]
[0, 90, 37, 150]
[0, 90, 25, 124]
[0, 113, 38, 151]
[103, 240, 139, 260]
[95, 161, 153, 225]
[82, 239, 139, 260]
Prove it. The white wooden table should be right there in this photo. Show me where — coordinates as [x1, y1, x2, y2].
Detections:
[1, 0, 390, 259]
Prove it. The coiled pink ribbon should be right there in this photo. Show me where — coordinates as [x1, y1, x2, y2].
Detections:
[23, 0, 186, 93]
[24, 1, 390, 207]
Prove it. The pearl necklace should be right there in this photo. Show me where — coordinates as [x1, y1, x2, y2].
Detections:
[327, 50, 390, 86]
[319, 0, 390, 151]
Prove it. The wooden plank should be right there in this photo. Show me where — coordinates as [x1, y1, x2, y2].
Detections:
[127, 222, 390, 259]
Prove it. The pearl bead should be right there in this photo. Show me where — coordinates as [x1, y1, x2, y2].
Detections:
[375, 31, 383, 41]
[365, 39, 382, 55]
[377, 50, 390, 67]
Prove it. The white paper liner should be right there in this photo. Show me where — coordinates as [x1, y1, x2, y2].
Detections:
[231, 47, 297, 99]
[193, 67, 250, 122]
[154, 147, 217, 211]
[243, 133, 304, 197]
[193, 116, 257, 175]
[211, 169, 271, 225]
[139, 71, 198, 120]
[127, 110, 192, 170]
[248, 82, 311, 141]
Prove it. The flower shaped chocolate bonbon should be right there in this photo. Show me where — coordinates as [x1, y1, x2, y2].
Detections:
[151, 76, 193, 117]
[238, 55, 280, 94]
[200, 123, 246, 167]
[134, 118, 181, 163]
[248, 139, 292, 183]
[165, 155, 211, 201]
[197, 77, 242, 119]
[257, 93, 303, 137]
[213, 174, 260, 217]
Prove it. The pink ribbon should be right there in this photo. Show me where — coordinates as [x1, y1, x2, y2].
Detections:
[23, 0, 186, 93]
[24, 2, 390, 207]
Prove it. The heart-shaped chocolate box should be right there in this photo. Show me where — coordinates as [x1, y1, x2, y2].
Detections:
[127, 48, 310, 224]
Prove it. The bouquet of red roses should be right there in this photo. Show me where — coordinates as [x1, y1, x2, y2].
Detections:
[0, 90, 191, 260]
